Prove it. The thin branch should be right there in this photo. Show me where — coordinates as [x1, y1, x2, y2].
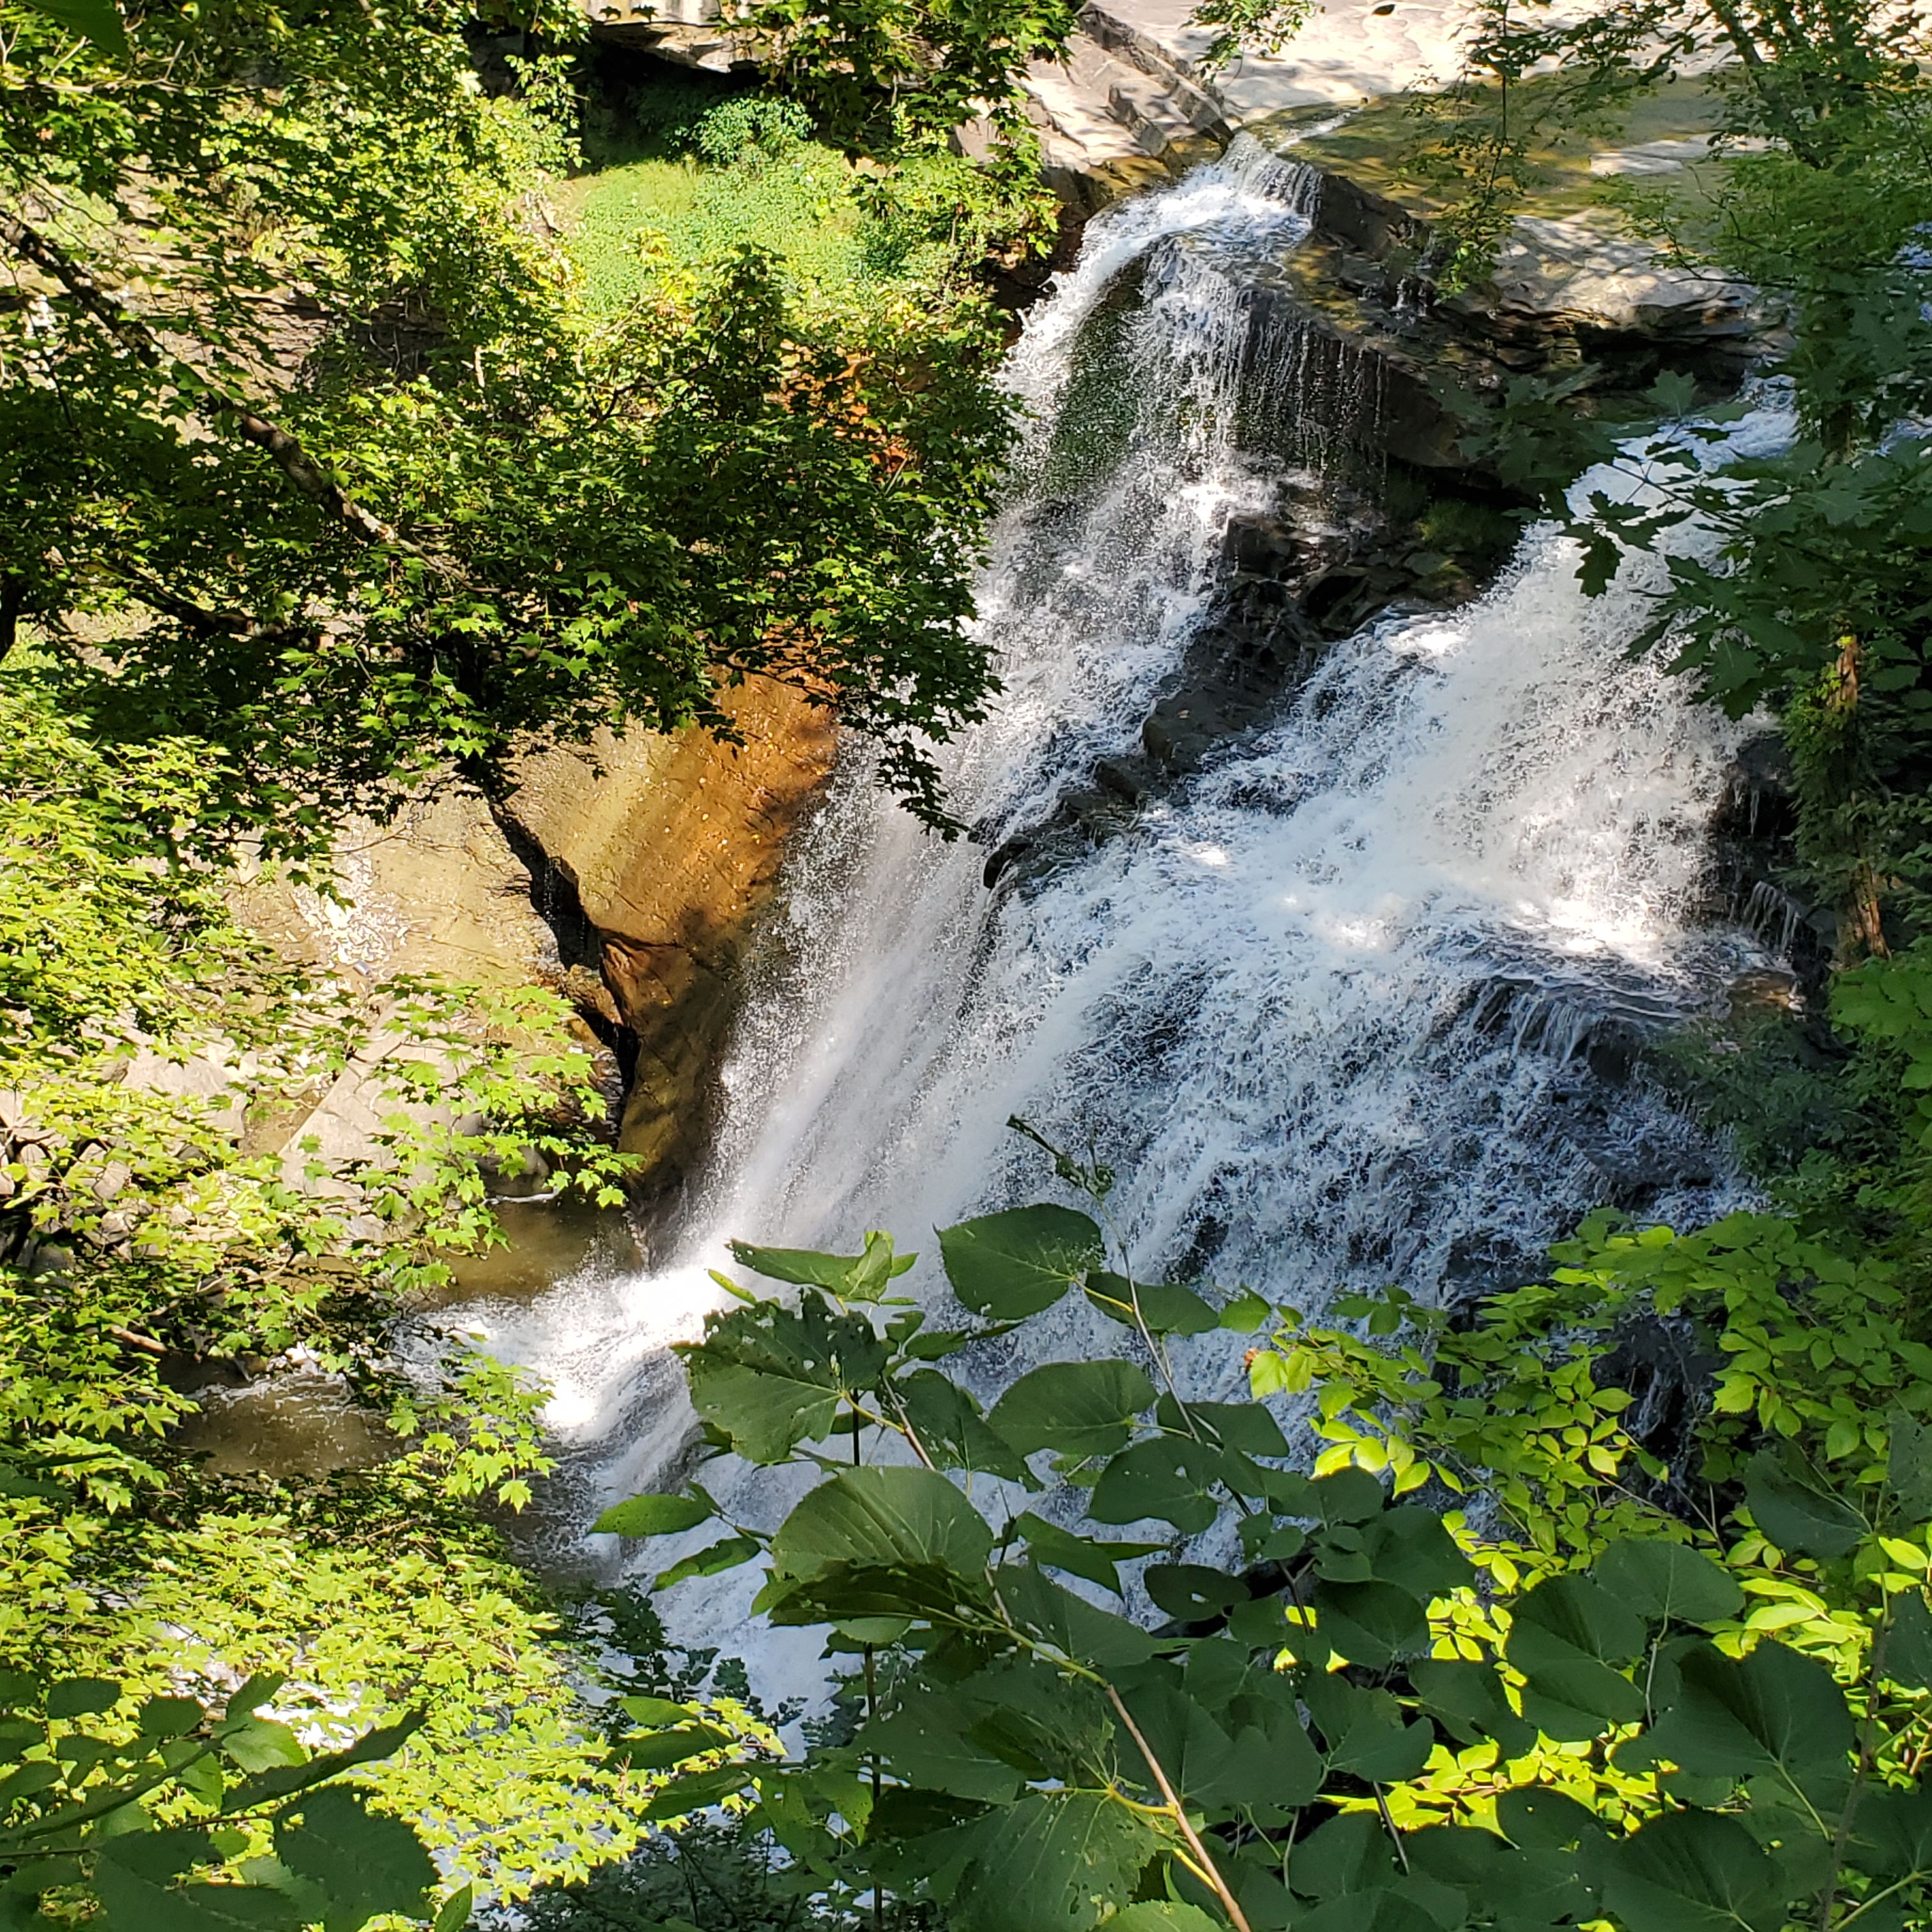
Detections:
[1103, 1682, 1255, 1932]
[1, 208, 458, 576]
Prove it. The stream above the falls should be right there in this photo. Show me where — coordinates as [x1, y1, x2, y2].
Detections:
[418, 134, 1795, 1698]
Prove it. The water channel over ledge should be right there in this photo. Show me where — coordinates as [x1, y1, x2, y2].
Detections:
[452, 135, 1789, 1698]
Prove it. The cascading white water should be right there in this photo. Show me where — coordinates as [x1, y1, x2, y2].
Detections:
[466, 137, 1784, 1684]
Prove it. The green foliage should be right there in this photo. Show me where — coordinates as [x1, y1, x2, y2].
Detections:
[0, 1667, 456, 1929]
[581, 1120, 1932, 1932]
[2, 0, 1024, 848]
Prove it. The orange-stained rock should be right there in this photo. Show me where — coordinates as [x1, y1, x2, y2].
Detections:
[502, 677, 838, 1189]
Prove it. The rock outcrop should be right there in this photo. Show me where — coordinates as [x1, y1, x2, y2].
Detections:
[232, 678, 836, 1198]
[500, 677, 836, 1190]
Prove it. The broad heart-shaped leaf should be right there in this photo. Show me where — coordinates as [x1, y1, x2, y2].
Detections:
[939, 1205, 1103, 1321]
[1506, 1573, 1646, 1740]
[1408, 1657, 1535, 1757]
[769, 1467, 993, 1587]
[988, 1361, 1156, 1459]
[1087, 1436, 1227, 1533]
[1313, 1578, 1430, 1669]
[1085, 1272, 1218, 1336]
[1301, 1673, 1432, 1782]
[856, 1690, 1023, 1804]
[1156, 1396, 1291, 1460]
[1889, 1405, 1932, 1521]
[593, 1493, 712, 1538]
[20, 0, 127, 54]
[1146, 1564, 1244, 1623]
[1100, 1905, 1221, 1932]
[1013, 1512, 1162, 1593]
[1495, 1786, 1605, 1852]
[95, 1834, 303, 1931]
[1510, 1574, 1647, 1663]
[1290, 1811, 1399, 1899]
[1745, 1449, 1866, 1558]
[1848, 1783, 1932, 1883]
[1882, 1588, 1932, 1689]
[678, 1291, 887, 1464]
[1358, 1507, 1475, 1600]
[997, 1563, 1158, 1667]
[1592, 1538, 1743, 1625]
[1624, 1639, 1852, 1807]
[277, 1787, 436, 1931]
[45, 1678, 119, 1719]
[1584, 1807, 1786, 1932]
[952, 1790, 1163, 1932]
[894, 1369, 1033, 1483]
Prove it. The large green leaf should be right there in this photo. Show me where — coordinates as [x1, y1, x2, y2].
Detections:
[1313, 1579, 1430, 1669]
[592, 1494, 713, 1538]
[678, 1292, 887, 1464]
[728, 1230, 909, 1298]
[1626, 1640, 1851, 1806]
[1744, 1450, 1866, 1558]
[997, 1564, 1158, 1667]
[1085, 1273, 1218, 1336]
[1505, 1574, 1646, 1740]
[1591, 1538, 1743, 1625]
[988, 1361, 1156, 1459]
[639, 1763, 755, 1823]
[1358, 1508, 1475, 1600]
[1494, 1786, 1604, 1851]
[769, 1467, 994, 1585]
[1848, 1784, 1932, 1883]
[20, 0, 127, 54]
[1162, 1398, 1291, 1460]
[277, 1788, 436, 1931]
[939, 1206, 1104, 1321]
[1087, 1437, 1227, 1533]
[1144, 1565, 1244, 1623]
[1013, 1512, 1162, 1593]
[1586, 1807, 1786, 1932]
[1301, 1675, 1432, 1782]
[1882, 1588, 1932, 1689]
[953, 1790, 1163, 1932]
[1099, 1906, 1220, 1932]
[95, 1833, 304, 1931]
[1409, 1657, 1535, 1758]
[857, 1692, 1024, 1804]
[895, 1369, 1033, 1483]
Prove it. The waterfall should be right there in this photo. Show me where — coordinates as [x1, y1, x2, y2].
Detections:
[466, 138, 1785, 1685]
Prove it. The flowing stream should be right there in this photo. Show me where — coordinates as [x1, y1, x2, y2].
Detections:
[467, 137, 1785, 1690]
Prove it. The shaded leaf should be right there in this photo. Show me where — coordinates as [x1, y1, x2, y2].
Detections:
[19, 0, 127, 55]
[998, 1563, 1158, 1667]
[1586, 1807, 1785, 1932]
[1146, 1564, 1244, 1623]
[277, 1787, 436, 1931]
[1013, 1512, 1160, 1593]
[1409, 1657, 1535, 1757]
[1745, 1450, 1865, 1558]
[1592, 1539, 1742, 1625]
[953, 1790, 1162, 1932]
[1088, 1437, 1227, 1533]
[769, 1468, 993, 1585]
[640, 1764, 754, 1823]
[677, 1293, 887, 1465]
[896, 1370, 1032, 1483]
[1312, 1579, 1429, 1668]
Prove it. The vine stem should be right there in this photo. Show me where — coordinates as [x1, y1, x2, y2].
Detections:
[1102, 1683, 1255, 1932]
